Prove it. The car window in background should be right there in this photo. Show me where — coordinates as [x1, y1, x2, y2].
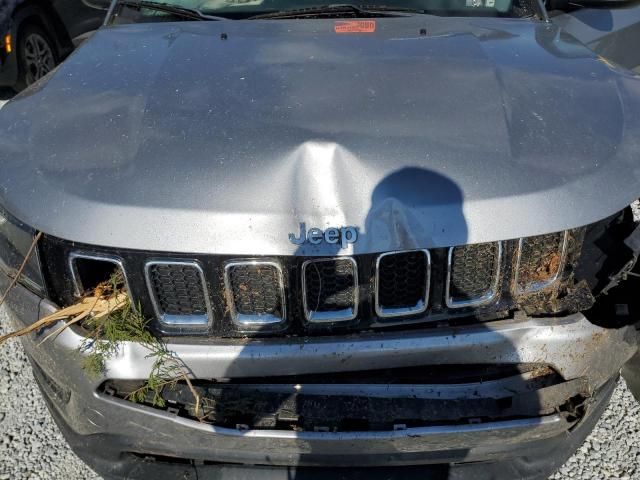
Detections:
[112, 0, 534, 21]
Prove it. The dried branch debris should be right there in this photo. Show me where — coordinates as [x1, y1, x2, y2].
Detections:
[79, 284, 202, 416]
[0, 231, 42, 310]
[0, 236, 201, 417]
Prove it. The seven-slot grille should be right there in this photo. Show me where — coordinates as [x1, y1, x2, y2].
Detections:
[446, 242, 502, 308]
[302, 258, 358, 323]
[375, 250, 430, 317]
[224, 261, 286, 327]
[146, 261, 211, 327]
[52, 230, 575, 335]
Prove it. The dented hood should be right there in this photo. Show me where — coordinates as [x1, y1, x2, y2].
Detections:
[1, 17, 640, 255]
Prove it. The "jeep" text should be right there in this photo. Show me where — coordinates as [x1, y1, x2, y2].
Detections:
[288, 223, 358, 249]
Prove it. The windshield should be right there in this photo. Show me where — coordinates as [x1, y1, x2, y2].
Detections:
[113, 0, 541, 20]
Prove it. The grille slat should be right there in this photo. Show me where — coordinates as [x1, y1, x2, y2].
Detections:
[303, 258, 358, 323]
[375, 250, 430, 318]
[515, 232, 567, 293]
[225, 262, 285, 327]
[146, 261, 211, 327]
[446, 242, 501, 308]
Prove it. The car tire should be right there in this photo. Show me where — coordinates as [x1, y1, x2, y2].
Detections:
[13, 23, 59, 92]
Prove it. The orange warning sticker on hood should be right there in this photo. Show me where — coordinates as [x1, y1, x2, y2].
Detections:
[334, 20, 376, 33]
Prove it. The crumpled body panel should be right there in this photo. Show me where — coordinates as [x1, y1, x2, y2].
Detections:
[1, 17, 640, 254]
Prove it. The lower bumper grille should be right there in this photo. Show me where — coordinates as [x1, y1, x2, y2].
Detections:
[102, 365, 587, 432]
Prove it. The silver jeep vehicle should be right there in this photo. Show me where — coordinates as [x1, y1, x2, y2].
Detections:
[1, 0, 640, 478]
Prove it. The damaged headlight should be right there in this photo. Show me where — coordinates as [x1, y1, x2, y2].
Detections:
[0, 206, 45, 294]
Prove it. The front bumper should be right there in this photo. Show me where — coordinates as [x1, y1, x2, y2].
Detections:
[2, 271, 637, 479]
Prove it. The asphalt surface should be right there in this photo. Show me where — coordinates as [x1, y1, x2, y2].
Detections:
[1, 93, 640, 480]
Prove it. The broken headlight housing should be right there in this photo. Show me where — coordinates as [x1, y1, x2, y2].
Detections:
[0, 206, 45, 295]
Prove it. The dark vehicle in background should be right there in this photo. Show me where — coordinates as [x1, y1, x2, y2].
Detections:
[0, 0, 103, 90]
[2, 0, 640, 479]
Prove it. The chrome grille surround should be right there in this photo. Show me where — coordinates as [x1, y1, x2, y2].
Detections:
[445, 242, 503, 309]
[374, 249, 431, 318]
[513, 231, 569, 295]
[145, 260, 213, 328]
[68, 251, 129, 298]
[302, 257, 359, 323]
[223, 260, 286, 329]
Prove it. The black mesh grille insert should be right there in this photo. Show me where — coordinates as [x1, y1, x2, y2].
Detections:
[304, 259, 356, 314]
[517, 232, 565, 291]
[449, 243, 500, 304]
[377, 251, 428, 311]
[227, 263, 283, 317]
[149, 263, 207, 316]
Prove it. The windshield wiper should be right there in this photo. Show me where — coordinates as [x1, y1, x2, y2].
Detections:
[117, 0, 228, 20]
[248, 4, 426, 19]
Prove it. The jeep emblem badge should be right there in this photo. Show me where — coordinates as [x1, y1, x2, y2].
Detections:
[289, 223, 358, 248]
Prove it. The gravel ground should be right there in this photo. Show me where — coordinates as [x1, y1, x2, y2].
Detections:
[1, 93, 640, 480]
[550, 383, 640, 480]
[0, 308, 99, 479]
[0, 301, 639, 479]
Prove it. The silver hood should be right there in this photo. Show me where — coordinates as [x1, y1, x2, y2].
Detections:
[1, 17, 640, 255]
